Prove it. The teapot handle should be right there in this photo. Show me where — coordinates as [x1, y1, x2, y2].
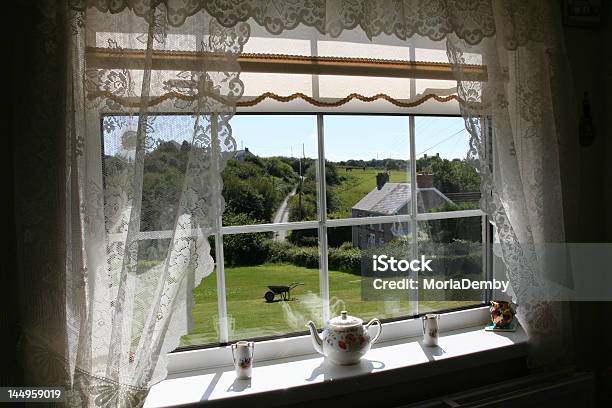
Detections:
[365, 318, 382, 344]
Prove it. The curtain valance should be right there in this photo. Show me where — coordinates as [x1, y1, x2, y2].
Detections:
[69, 0, 552, 49]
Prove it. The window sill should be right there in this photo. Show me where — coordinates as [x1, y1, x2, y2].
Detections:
[145, 314, 527, 407]
[167, 306, 493, 374]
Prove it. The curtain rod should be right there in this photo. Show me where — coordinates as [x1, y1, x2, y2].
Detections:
[85, 47, 487, 81]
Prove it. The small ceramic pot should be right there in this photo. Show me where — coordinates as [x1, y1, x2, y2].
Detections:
[422, 314, 439, 346]
[489, 300, 515, 328]
[231, 341, 254, 379]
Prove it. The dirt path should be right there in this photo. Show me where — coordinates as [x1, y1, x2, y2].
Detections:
[273, 187, 296, 241]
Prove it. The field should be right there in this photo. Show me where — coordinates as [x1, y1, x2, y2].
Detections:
[329, 167, 409, 218]
[180, 263, 478, 346]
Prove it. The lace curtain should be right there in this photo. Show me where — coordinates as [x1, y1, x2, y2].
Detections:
[445, 1, 575, 365]
[19, 1, 248, 407]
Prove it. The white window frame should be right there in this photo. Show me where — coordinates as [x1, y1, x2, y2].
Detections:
[105, 112, 492, 368]
[187, 112, 491, 347]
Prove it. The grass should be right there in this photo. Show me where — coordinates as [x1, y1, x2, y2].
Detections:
[329, 167, 408, 218]
[180, 263, 478, 347]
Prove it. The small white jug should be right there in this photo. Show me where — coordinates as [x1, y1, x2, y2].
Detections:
[421, 314, 439, 346]
[231, 341, 254, 379]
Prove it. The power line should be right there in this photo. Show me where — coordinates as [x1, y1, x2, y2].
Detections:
[414, 117, 436, 134]
[416, 127, 467, 156]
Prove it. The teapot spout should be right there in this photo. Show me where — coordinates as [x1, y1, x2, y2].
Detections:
[306, 321, 324, 355]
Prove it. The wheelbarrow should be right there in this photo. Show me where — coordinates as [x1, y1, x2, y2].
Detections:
[264, 283, 303, 302]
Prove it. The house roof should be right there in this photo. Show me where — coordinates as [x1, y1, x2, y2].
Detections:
[352, 182, 452, 215]
[233, 149, 254, 161]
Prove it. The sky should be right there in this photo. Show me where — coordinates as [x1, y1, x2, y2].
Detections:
[104, 114, 470, 161]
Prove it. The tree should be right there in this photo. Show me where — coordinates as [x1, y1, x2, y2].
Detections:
[304, 160, 343, 185]
[385, 159, 400, 171]
[416, 155, 479, 193]
[139, 141, 189, 231]
[221, 156, 300, 223]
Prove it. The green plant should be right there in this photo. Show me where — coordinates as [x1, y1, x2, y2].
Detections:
[328, 246, 362, 274]
[222, 213, 271, 266]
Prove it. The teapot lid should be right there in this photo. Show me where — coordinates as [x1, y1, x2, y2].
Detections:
[328, 311, 362, 328]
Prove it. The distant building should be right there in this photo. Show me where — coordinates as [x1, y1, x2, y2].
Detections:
[351, 173, 453, 248]
[233, 147, 255, 162]
[166, 140, 182, 150]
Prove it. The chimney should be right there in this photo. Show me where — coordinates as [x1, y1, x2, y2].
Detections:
[376, 172, 390, 190]
[436, 152, 440, 158]
[245, 147, 249, 153]
[417, 173, 434, 188]
[423, 154, 427, 158]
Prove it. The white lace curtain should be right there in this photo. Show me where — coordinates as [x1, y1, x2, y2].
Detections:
[21, 1, 249, 406]
[18, 1, 574, 406]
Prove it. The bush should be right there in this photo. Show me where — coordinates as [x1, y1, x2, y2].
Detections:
[217, 209, 482, 276]
[222, 158, 297, 223]
[287, 190, 317, 223]
[264, 157, 299, 183]
[292, 246, 320, 268]
[266, 240, 362, 273]
[223, 177, 268, 221]
[266, 241, 295, 263]
[222, 213, 271, 266]
[338, 242, 354, 250]
[328, 246, 361, 274]
[266, 240, 319, 268]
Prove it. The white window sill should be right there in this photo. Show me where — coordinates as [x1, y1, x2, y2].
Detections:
[145, 311, 527, 407]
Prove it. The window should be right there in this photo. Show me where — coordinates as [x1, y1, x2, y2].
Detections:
[102, 113, 490, 349]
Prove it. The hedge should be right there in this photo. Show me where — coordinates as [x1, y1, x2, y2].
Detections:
[224, 234, 482, 280]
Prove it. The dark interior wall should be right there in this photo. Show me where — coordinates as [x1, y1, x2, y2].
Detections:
[562, 2, 612, 404]
[4, 1, 68, 388]
[599, 4, 612, 247]
[606, 8, 612, 245]
[563, 5, 610, 244]
[3, 3, 24, 388]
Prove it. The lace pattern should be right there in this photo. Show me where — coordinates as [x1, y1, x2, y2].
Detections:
[445, 0, 572, 365]
[68, 0, 561, 51]
[67, 0, 495, 44]
[26, 2, 249, 406]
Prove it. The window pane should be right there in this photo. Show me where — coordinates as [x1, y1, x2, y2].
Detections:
[224, 115, 319, 226]
[323, 116, 411, 220]
[103, 114, 198, 233]
[224, 229, 322, 341]
[102, 113, 321, 230]
[418, 216, 485, 313]
[327, 223, 414, 322]
[176, 234, 219, 347]
[414, 116, 481, 213]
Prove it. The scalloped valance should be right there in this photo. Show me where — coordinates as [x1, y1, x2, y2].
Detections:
[69, 0, 553, 49]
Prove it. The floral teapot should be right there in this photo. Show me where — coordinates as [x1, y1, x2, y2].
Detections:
[306, 311, 382, 365]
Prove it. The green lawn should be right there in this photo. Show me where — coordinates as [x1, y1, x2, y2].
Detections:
[329, 167, 408, 218]
[180, 263, 478, 346]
